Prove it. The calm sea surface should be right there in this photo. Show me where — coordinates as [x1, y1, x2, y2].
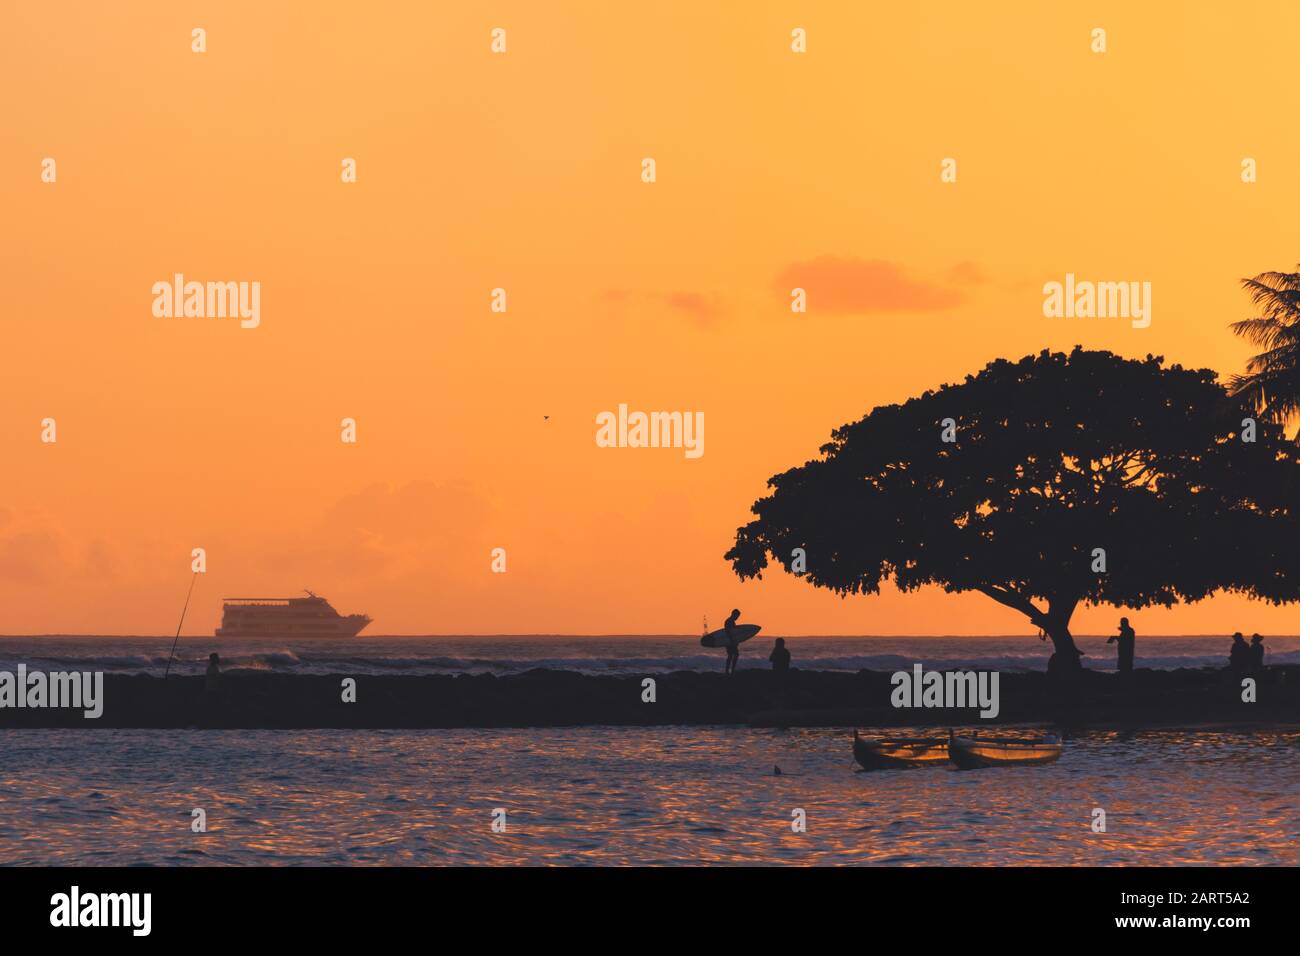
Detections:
[0, 726, 1294, 866]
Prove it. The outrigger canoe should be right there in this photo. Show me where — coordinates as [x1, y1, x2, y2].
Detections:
[947, 734, 1063, 770]
[852, 730, 949, 770]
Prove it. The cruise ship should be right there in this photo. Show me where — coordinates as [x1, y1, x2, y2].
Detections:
[215, 591, 371, 638]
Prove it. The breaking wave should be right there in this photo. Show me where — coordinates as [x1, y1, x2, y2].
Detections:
[0, 635, 1295, 677]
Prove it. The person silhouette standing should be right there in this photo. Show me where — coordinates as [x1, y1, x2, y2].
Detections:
[769, 637, 791, 674]
[723, 608, 742, 675]
[769, 637, 792, 708]
[204, 652, 222, 693]
[1229, 632, 1249, 672]
[1248, 634, 1266, 672]
[1107, 618, 1136, 674]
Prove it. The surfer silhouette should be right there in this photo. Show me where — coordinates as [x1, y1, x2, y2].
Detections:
[700, 612, 760, 673]
[723, 608, 742, 674]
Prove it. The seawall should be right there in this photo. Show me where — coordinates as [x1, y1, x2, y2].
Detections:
[0, 666, 1293, 729]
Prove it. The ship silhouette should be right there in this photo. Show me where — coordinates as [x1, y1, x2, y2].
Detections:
[215, 590, 371, 638]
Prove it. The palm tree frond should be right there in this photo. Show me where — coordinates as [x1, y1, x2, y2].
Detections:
[1230, 269, 1300, 440]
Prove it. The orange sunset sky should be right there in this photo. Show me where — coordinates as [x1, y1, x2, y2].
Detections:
[3, 2, 1300, 636]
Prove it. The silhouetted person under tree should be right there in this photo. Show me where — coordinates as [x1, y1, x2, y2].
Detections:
[1229, 633, 1249, 672]
[1108, 618, 1136, 674]
[1249, 634, 1266, 672]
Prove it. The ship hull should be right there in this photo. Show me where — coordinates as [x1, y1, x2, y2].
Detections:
[214, 627, 370, 638]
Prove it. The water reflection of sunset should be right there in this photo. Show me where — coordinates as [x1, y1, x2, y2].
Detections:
[1, 727, 1293, 865]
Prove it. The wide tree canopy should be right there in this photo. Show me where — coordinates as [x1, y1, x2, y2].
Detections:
[727, 348, 1300, 667]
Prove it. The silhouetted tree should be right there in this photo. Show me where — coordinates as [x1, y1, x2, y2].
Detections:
[727, 348, 1300, 670]
[1229, 267, 1300, 438]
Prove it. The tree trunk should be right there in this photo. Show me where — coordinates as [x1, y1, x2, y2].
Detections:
[1040, 598, 1082, 675]
[1044, 624, 1083, 672]
[976, 587, 1083, 674]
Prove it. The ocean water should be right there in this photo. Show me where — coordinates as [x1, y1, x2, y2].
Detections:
[1, 636, 1293, 866]
[0, 726, 1294, 866]
[1, 634, 1296, 677]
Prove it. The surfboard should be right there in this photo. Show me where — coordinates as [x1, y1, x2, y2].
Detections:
[699, 624, 761, 648]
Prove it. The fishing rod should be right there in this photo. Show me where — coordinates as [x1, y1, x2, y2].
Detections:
[163, 572, 199, 679]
